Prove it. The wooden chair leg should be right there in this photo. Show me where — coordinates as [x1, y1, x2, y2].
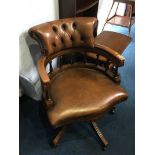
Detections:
[90, 121, 108, 149]
[128, 5, 133, 36]
[52, 126, 67, 147]
[128, 27, 131, 36]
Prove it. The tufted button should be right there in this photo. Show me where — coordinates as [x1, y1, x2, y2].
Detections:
[52, 43, 56, 48]
[72, 22, 77, 30]
[81, 36, 84, 41]
[52, 26, 58, 33]
[70, 36, 74, 42]
[62, 24, 67, 30]
[61, 37, 64, 43]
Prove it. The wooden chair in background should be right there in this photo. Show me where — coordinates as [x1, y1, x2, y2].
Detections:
[102, 0, 135, 36]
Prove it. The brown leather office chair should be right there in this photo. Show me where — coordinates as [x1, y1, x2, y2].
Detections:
[29, 17, 128, 150]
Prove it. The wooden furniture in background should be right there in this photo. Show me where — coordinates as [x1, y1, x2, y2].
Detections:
[59, 0, 99, 18]
[87, 30, 131, 83]
[102, 0, 135, 36]
[95, 31, 131, 55]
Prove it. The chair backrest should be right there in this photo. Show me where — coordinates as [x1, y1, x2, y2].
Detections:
[29, 17, 98, 57]
[29, 17, 121, 86]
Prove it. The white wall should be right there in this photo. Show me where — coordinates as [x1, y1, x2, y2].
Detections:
[19, 0, 59, 99]
[19, 0, 59, 65]
[19, 0, 59, 33]
[19, 0, 59, 70]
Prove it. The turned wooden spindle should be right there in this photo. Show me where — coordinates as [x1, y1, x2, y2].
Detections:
[90, 121, 109, 149]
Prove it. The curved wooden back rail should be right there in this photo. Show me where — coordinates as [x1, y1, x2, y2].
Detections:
[44, 47, 120, 81]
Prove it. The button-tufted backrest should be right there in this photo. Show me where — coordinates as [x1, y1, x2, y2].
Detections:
[29, 17, 98, 56]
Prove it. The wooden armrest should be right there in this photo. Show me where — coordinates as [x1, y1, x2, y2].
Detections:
[38, 56, 50, 84]
[95, 44, 125, 64]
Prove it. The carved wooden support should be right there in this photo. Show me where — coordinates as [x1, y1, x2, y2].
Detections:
[46, 98, 54, 109]
[52, 126, 67, 147]
[42, 83, 54, 108]
[104, 63, 120, 83]
[104, 59, 110, 72]
[112, 65, 119, 77]
[90, 121, 108, 149]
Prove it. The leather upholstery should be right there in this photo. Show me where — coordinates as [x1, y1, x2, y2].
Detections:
[48, 68, 128, 127]
[29, 17, 98, 56]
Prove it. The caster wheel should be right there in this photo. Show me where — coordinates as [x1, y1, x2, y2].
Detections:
[103, 144, 108, 151]
[109, 107, 116, 114]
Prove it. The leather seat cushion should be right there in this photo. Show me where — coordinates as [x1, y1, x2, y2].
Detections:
[48, 68, 128, 127]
